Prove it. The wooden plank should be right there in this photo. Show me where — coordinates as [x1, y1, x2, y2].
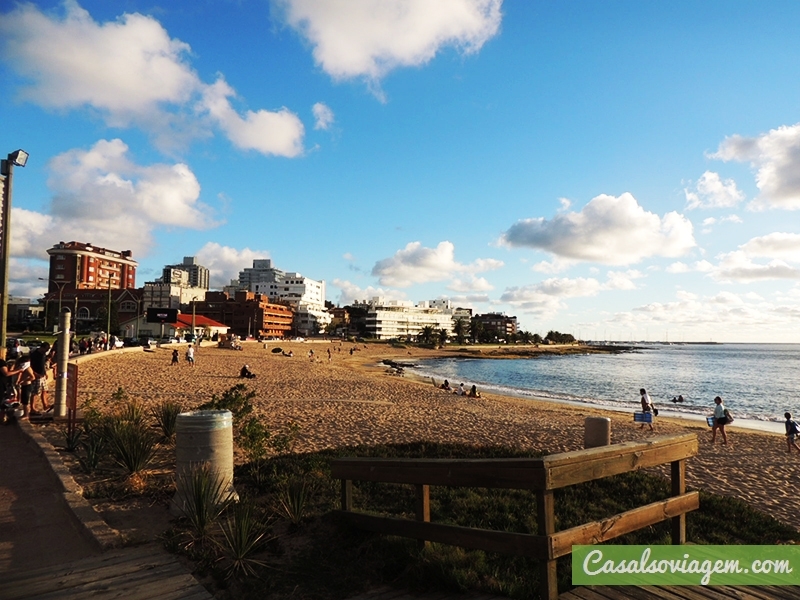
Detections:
[416, 483, 431, 550]
[342, 478, 353, 511]
[537, 489, 558, 600]
[670, 460, 687, 545]
[332, 457, 548, 490]
[4, 551, 178, 598]
[2, 545, 165, 585]
[549, 493, 700, 559]
[336, 510, 548, 558]
[543, 436, 698, 490]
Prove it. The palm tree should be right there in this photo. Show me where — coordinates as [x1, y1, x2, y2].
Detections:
[437, 328, 448, 347]
[417, 325, 435, 345]
[452, 318, 468, 345]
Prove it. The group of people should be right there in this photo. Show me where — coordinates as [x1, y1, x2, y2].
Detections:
[1, 342, 54, 421]
[439, 380, 481, 398]
[170, 345, 195, 367]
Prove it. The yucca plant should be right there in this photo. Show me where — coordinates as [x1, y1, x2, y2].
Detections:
[114, 397, 146, 427]
[217, 500, 271, 579]
[177, 463, 234, 543]
[78, 426, 106, 474]
[103, 418, 157, 475]
[151, 400, 183, 442]
[61, 425, 82, 452]
[278, 477, 309, 526]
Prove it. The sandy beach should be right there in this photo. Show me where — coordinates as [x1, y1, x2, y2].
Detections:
[72, 341, 800, 530]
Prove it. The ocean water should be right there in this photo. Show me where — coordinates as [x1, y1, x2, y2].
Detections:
[409, 344, 800, 433]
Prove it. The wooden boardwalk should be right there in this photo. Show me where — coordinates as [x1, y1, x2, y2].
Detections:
[346, 585, 798, 600]
[2, 543, 212, 600]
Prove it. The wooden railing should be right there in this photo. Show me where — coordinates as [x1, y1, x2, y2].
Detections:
[331, 433, 699, 600]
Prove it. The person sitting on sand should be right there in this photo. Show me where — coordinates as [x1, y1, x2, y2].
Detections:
[468, 385, 481, 398]
[785, 412, 800, 454]
[239, 364, 256, 379]
[440, 379, 452, 391]
[454, 383, 466, 396]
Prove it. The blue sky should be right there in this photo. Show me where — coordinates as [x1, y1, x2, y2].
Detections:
[3, 0, 800, 342]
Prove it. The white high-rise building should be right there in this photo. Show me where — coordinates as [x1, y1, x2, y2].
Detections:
[238, 259, 284, 290]
[357, 297, 457, 340]
[255, 272, 330, 336]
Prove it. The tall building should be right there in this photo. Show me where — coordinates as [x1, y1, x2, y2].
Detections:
[356, 297, 456, 340]
[46, 241, 137, 291]
[194, 291, 293, 339]
[162, 257, 210, 290]
[472, 313, 518, 339]
[237, 259, 284, 290]
[254, 272, 330, 335]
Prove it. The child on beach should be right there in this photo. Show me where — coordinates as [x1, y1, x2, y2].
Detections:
[785, 412, 800, 454]
[171, 348, 179, 366]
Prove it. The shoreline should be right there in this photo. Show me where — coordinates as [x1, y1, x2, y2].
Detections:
[67, 340, 800, 530]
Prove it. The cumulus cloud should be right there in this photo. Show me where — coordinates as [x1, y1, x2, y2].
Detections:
[331, 278, 405, 305]
[312, 102, 335, 130]
[499, 193, 696, 265]
[684, 171, 744, 210]
[0, 1, 305, 155]
[275, 0, 502, 97]
[711, 123, 800, 210]
[710, 251, 800, 283]
[200, 79, 305, 157]
[371, 241, 503, 287]
[10, 139, 215, 261]
[447, 276, 493, 293]
[195, 242, 271, 289]
[740, 232, 800, 261]
[500, 277, 602, 317]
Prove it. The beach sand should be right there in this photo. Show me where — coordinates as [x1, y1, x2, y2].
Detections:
[73, 341, 799, 530]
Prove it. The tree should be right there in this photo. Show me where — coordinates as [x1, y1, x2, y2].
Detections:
[452, 318, 468, 345]
[519, 330, 532, 344]
[469, 318, 484, 344]
[417, 325, 436, 345]
[437, 328, 448, 346]
[532, 333, 542, 344]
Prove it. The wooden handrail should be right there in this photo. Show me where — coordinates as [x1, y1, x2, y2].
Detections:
[332, 433, 699, 600]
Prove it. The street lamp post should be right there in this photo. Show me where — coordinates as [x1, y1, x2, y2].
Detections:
[0, 149, 29, 349]
[39, 278, 71, 331]
[191, 296, 198, 344]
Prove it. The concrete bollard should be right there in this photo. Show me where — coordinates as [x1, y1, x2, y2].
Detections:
[171, 410, 238, 515]
[584, 416, 611, 448]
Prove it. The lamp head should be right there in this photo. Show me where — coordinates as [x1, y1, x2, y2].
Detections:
[9, 149, 28, 167]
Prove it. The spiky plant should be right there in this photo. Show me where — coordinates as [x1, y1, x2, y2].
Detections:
[151, 400, 183, 442]
[177, 463, 234, 543]
[217, 501, 271, 579]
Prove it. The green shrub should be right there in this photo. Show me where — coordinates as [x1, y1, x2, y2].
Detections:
[151, 400, 183, 441]
[217, 501, 271, 579]
[177, 463, 234, 543]
[103, 418, 157, 475]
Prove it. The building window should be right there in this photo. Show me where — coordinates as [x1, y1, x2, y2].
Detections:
[55, 274, 64, 279]
[55, 264, 65, 270]
[120, 301, 137, 312]
[56, 254, 65, 260]
[88, 266, 94, 272]
[78, 307, 90, 319]
[88, 275, 94, 282]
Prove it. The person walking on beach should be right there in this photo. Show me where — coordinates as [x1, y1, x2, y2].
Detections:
[711, 396, 729, 445]
[186, 344, 195, 367]
[640, 388, 654, 431]
[785, 412, 800, 454]
[171, 348, 179, 366]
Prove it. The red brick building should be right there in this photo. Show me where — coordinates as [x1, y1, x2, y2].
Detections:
[42, 241, 140, 332]
[194, 291, 294, 338]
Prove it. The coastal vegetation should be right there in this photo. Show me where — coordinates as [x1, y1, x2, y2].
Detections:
[53, 387, 800, 599]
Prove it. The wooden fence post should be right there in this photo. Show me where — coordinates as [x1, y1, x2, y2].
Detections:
[416, 484, 430, 550]
[341, 479, 352, 512]
[671, 459, 686, 544]
[536, 489, 558, 600]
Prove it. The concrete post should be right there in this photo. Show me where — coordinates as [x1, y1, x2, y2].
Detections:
[54, 307, 71, 418]
[584, 416, 611, 448]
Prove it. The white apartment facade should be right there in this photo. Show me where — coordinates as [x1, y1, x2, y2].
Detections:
[358, 297, 457, 340]
[254, 272, 330, 335]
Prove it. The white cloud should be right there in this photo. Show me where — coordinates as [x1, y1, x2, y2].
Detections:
[712, 251, 800, 283]
[684, 171, 744, 210]
[331, 278, 405, 305]
[0, 1, 305, 155]
[605, 269, 645, 291]
[500, 193, 696, 265]
[500, 277, 601, 317]
[276, 0, 502, 97]
[312, 102, 335, 130]
[371, 241, 503, 287]
[740, 232, 800, 261]
[10, 139, 215, 261]
[195, 242, 271, 289]
[199, 79, 305, 157]
[447, 276, 493, 293]
[711, 123, 800, 210]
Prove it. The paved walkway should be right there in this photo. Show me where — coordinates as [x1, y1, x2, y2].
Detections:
[0, 419, 99, 572]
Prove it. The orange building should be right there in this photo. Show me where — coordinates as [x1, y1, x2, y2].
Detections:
[195, 291, 294, 338]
